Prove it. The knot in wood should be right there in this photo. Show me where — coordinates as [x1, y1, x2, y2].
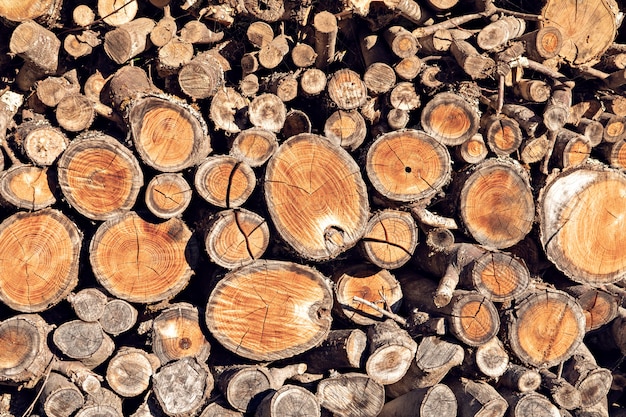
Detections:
[324, 225, 346, 254]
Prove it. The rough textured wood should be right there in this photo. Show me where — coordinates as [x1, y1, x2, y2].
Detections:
[230, 128, 278, 167]
[469, 251, 531, 302]
[53, 320, 115, 368]
[313, 11, 338, 68]
[99, 298, 137, 336]
[324, 110, 367, 151]
[327, 69, 368, 110]
[499, 364, 541, 393]
[217, 365, 274, 412]
[40, 372, 85, 417]
[90, 212, 198, 303]
[103, 18, 155, 64]
[297, 329, 367, 374]
[316, 373, 385, 417]
[451, 377, 508, 417]
[67, 288, 109, 322]
[256, 385, 320, 417]
[178, 51, 225, 99]
[15, 118, 68, 165]
[0, 164, 55, 210]
[365, 319, 417, 385]
[9, 20, 60, 90]
[206, 260, 333, 361]
[360, 209, 418, 270]
[265, 133, 369, 261]
[378, 384, 457, 417]
[106, 347, 159, 398]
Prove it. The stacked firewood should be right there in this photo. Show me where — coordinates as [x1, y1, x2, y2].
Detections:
[1, 0, 626, 416]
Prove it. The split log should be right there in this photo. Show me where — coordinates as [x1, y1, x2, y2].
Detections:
[378, 384, 457, 417]
[53, 320, 115, 369]
[204, 208, 270, 269]
[90, 212, 199, 303]
[323, 110, 367, 151]
[106, 347, 160, 398]
[366, 129, 451, 203]
[67, 288, 109, 323]
[296, 329, 367, 374]
[505, 288, 586, 368]
[194, 155, 256, 208]
[57, 131, 143, 221]
[0, 164, 56, 210]
[264, 133, 370, 261]
[40, 372, 85, 417]
[360, 209, 418, 270]
[457, 158, 535, 249]
[127, 95, 211, 172]
[99, 298, 137, 336]
[255, 385, 320, 417]
[145, 173, 193, 219]
[332, 264, 402, 326]
[152, 357, 214, 417]
[151, 302, 211, 365]
[206, 260, 333, 361]
[230, 128, 278, 167]
[420, 91, 480, 146]
[365, 319, 418, 385]
[0, 209, 81, 313]
[316, 373, 385, 417]
[0, 314, 54, 388]
[539, 164, 626, 285]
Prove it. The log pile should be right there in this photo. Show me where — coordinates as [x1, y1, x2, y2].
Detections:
[1, 0, 626, 416]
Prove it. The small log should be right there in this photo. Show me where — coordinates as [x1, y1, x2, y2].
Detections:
[457, 158, 535, 249]
[575, 118, 604, 146]
[563, 351, 613, 408]
[55, 94, 94, 132]
[562, 285, 619, 332]
[395, 56, 423, 81]
[99, 299, 138, 336]
[514, 79, 551, 103]
[360, 209, 418, 270]
[0, 210, 81, 313]
[539, 368, 583, 411]
[200, 402, 242, 417]
[204, 208, 270, 269]
[103, 18, 155, 64]
[246, 21, 274, 48]
[389, 82, 421, 111]
[544, 84, 572, 132]
[378, 384, 457, 417]
[63, 31, 100, 59]
[539, 164, 626, 285]
[106, 347, 160, 398]
[363, 62, 397, 96]
[600, 95, 626, 116]
[258, 35, 290, 69]
[53, 320, 115, 369]
[178, 51, 226, 99]
[450, 377, 508, 417]
[266, 72, 299, 103]
[291, 43, 317, 68]
[230, 128, 278, 167]
[98, 0, 137, 26]
[420, 91, 480, 146]
[36, 72, 80, 108]
[150, 11, 176, 48]
[316, 373, 385, 417]
[296, 329, 367, 374]
[90, 212, 198, 303]
[499, 364, 542, 393]
[209, 87, 248, 133]
[57, 131, 143, 221]
[598, 139, 626, 170]
[40, 372, 85, 417]
[14, 117, 68, 165]
[332, 264, 402, 326]
[457, 133, 488, 164]
[243, 0, 284, 22]
[300, 68, 327, 96]
[0, 314, 54, 388]
[505, 288, 586, 368]
[366, 129, 451, 203]
[450, 39, 495, 80]
[179, 20, 224, 45]
[470, 336, 510, 379]
[327, 69, 368, 110]
[477, 16, 526, 51]
[128, 95, 210, 172]
[107, 65, 160, 110]
[600, 112, 626, 143]
[282, 109, 312, 138]
[152, 357, 214, 417]
[9, 20, 60, 90]
[443, 290, 500, 347]
[384, 26, 419, 58]
[313, 11, 338, 68]
[481, 114, 523, 157]
[365, 319, 418, 385]
[217, 365, 273, 412]
[387, 108, 410, 130]
[145, 173, 193, 219]
[323, 110, 367, 151]
[386, 336, 464, 398]
[504, 391, 561, 417]
[0, 164, 56, 210]
[240, 73, 260, 97]
[255, 385, 320, 417]
[67, 288, 109, 322]
[468, 251, 531, 302]
[520, 27, 563, 61]
[264, 133, 370, 260]
[194, 155, 256, 208]
[206, 260, 333, 361]
[248, 93, 287, 132]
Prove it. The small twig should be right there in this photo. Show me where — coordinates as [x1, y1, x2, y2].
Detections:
[556, 361, 564, 379]
[494, 7, 543, 21]
[353, 296, 407, 326]
[541, 130, 558, 175]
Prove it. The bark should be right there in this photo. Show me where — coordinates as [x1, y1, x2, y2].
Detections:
[178, 51, 226, 99]
[378, 384, 457, 417]
[539, 368, 583, 411]
[106, 347, 159, 398]
[498, 364, 541, 393]
[14, 116, 68, 165]
[313, 11, 338, 68]
[477, 16, 526, 51]
[450, 377, 508, 417]
[481, 114, 523, 157]
[282, 109, 312, 138]
[40, 372, 85, 417]
[296, 329, 367, 374]
[365, 319, 418, 385]
[9, 20, 60, 90]
[255, 385, 320, 417]
[0, 164, 56, 210]
[67, 288, 109, 323]
[103, 18, 155, 65]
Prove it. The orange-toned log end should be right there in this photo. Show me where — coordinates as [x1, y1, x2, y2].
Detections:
[459, 158, 534, 249]
[206, 260, 333, 361]
[605, 139, 626, 169]
[152, 303, 211, 364]
[421, 92, 480, 146]
[230, 128, 278, 167]
[90, 212, 199, 303]
[129, 96, 210, 172]
[0, 0, 58, 23]
[540, 165, 626, 284]
[482, 115, 523, 157]
[0, 210, 81, 313]
[0, 314, 53, 388]
[366, 129, 451, 203]
[333, 264, 403, 326]
[265, 133, 369, 261]
[205, 208, 270, 270]
[458, 133, 488, 164]
[195, 155, 256, 208]
[471, 252, 531, 302]
[0, 165, 56, 211]
[565, 286, 619, 332]
[507, 290, 585, 368]
[145, 173, 193, 219]
[57, 132, 143, 221]
[448, 291, 500, 347]
[361, 209, 418, 270]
